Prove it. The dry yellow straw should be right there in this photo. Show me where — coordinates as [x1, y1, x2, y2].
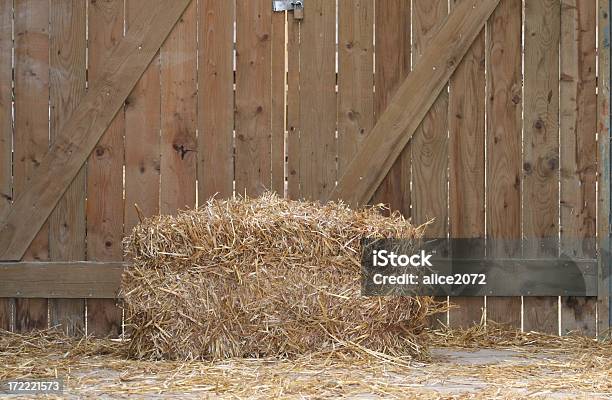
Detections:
[1, 325, 609, 399]
[122, 192, 443, 360]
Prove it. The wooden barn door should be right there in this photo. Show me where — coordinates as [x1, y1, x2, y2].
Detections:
[0, 0, 194, 336]
[287, 0, 608, 335]
[0, 0, 609, 337]
[0, 0, 286, 336]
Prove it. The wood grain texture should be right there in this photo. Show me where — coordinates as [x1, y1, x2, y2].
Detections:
[1, 259, 595, 299]
[297, 0, 336, 201]
[328, 0, 501, 208]
[286, 18, 300, 199]
[371, 0, 411, 216]
[160, 0, 197, 214]
[523, 0, 561, 334]
[412, 0, 449, 328]
[86, 0, 124, 337]
[0, 0, 193, 261]
[13, 0, 50, 331]
[0, 262, 124, 298]
[235, 0, 272, 196]
[0, 0, 13, 331]
[448, 0, 485, 328]
[411, 0, 449, 234]
[338, 0, 373, 177]
[0, 298, 10, 331]
[0, 0, 11, 215]
[125, 0, 161, 231]
[48, 0, 87, 335]
[559, 0, 597, 336]
[597, 0, 611, 336]
[198, 0, 234, 200]
[485, 0, 522, 329]
[271, 11, 285, 196]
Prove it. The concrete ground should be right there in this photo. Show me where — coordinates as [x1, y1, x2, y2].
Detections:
[3, 346, 610, 399]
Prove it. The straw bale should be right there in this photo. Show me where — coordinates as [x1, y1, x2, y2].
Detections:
[123, 193, 439, 360]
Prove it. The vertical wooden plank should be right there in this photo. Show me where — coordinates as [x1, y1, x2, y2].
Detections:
[338, 0, 373, 180]
[13, 0, 49, 332]
[597, 0, 611, 337]
[523, 0, 561, 334]
[0, 0, 11, 218]
[286, 16, 300, 199]
[412, 0, 449, 327]
[160, 0, 197, 214]
[48, 0, 87, 335]
[198, 0, 234, 200]
[271, 10, 285, 195]
[235, 0, 272, 196]
[297, 0, 336, 201]
[448, 0, 486, 328]
[371, 0, 411, 215]
[86, 0, 124, 337]
[485, 0, 523, 329]
[125, 0, 161, 231]
[0, 0, 13, 331]
[411, 0, 449, 234]
[559, 0, 597, 336]
[123, 0, 163, 340]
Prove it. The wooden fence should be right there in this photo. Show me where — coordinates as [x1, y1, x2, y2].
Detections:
[0, 0, 610, 338]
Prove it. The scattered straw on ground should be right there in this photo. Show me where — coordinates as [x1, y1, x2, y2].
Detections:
[123, 193, 439, 361]
[1, 324, 610, 399]
[426, 322, 612, 397]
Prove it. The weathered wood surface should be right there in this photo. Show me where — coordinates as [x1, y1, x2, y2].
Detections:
[0, 0, 11, 219]
[411, 0, 450, 328]
[48, 0, 87, 335]
[559, 0, 597, 336]
[0, 0, 608, 337]
[371, 0, 411, 216]
[448, 0, 486, 328]
[0, 262, 124, 298]
[292, 0, 337, 201]
[286, 18, 300, 199]
[271, 11, 285, 195]
[125, 0, 162, 231]
[485, 0, 522, 329]
[0, 0, 13, 331]
[198, 0, 234, 200]
[597, 0, 611, 336]
[235, 0, 272, 196]
[523, 0, 561, 335]
[338, 0, 373, 179]
[0, 258, 596, 299]
[12, 0, 51, 333]
[328, 0, 501, 207]
[0, 0, 193, 261]
[160, 0, 197, 214]
[87, 0, 124, 337]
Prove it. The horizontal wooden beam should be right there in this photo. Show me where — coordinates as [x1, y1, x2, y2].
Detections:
[0, 258, 598, 298]
[328, 0, 501, 207]
[0, 262, 124, 298]
[0, 0, 192, 261]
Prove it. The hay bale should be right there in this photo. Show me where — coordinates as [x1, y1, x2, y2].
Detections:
[123, 193, 437, 360]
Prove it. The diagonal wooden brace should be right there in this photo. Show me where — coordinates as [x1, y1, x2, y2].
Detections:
[328, 0, 501, 207]
[0, 0, 192, 260]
